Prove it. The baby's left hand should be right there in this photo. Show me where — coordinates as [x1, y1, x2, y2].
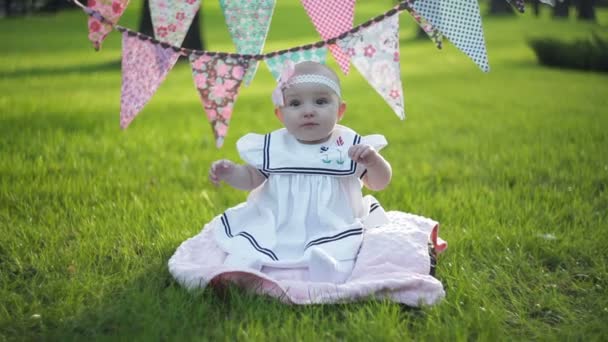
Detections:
[348, 144, 381, 167]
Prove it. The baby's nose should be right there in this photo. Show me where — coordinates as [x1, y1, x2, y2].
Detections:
[303, 104, 316, 117]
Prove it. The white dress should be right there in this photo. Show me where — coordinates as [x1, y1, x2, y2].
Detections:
[213, 125, 390, 272]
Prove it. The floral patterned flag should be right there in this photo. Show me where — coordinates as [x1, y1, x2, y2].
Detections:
[300, 0, 355, 75]
[120, 32, 180, 129]
[506, 0, 525, 13]
[404, 3, 443, 49]
[190, 54, 251, 148]
[150, 0, 201, 47]
[265, 47, 328, 80]
[412, 0, 490, 72]
[220, 0, 276, 86]
[338, 15, 405, 120]
[87, 0, 129, 50]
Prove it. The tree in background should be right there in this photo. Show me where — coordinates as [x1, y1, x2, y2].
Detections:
[554, 0, 571, 17]
[554, 0, 596, 21]
[488, 0, 515, 15]
[577, 0, 596, 21]
[138, 0, 205, 51]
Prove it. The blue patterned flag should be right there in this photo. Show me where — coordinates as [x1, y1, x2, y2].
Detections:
[220, 0, 276, 86]
[265, 47, 328, 80]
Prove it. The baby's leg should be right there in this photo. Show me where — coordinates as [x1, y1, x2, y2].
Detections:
[223, 253, 262, 271]
[309, 247, 354, 284]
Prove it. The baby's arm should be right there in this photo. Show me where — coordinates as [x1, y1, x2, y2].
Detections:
[209, 159, 266, 191]
[348, 144, 392, 191]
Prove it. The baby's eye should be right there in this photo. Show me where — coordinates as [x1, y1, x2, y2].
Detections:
[288, 99, 301, 107]
[315, 98, 329, 105]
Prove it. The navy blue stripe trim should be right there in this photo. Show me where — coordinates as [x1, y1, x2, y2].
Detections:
[359, 169, 368, 179]
[262, 133, 361, 175]
[305, 228, 363, 249]
[369, 203, 380, 213]
[221, 213, 278, 261]
[258, 169, 269, 178]
[263, 134, 270, 170]
[305, 231, 364, 250]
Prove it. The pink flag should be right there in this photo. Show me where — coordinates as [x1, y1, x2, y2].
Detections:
[120, 32, 180, 129]
[338, 15, 405, 120]
[190, 54, 251, 148]
[87, 0, 129, 50]
[300, 0, 355, 75]
[150, 0, 201, 47]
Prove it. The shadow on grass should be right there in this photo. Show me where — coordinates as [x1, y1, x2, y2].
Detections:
[38, 252, 428, 339]
[0, 60, 121, 79]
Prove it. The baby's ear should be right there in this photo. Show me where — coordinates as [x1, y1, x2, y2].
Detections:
[274, 108, 284, 123]
[338, 102, 347, 121]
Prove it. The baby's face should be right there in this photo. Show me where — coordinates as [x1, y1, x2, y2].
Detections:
[278, 83, 345, 144]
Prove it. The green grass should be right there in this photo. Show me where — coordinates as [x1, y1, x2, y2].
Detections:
[1, 0, 608, 340]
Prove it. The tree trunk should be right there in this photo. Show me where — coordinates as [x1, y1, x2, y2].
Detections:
[488, 0, 515, 15]
[40, 0, 75, 13]
[4, 0, 13, 16]
[577, 0, 596, 21]
[138, 0, 205, 51]
[533, 0, 540, 17]
[553, 0, 570, 18]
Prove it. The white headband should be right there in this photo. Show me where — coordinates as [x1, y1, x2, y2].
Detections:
[286, 74, 342, 98]
[271, 69, 342, 107]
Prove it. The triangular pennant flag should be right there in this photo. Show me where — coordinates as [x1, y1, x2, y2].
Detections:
[265, 47, 328, 80]
[150, 0, 201, 47]
[190, 54, 251, 148]
[338, 15, 405, 120]
[506, 0, 525, 13]
[404, 4, 443, 49]
[300, 0, 355, 75]
[412, 0, 490, 72]
[87, 0, 129, 50]
[120, 32, 180, 129]
[220, 0, 276, 86]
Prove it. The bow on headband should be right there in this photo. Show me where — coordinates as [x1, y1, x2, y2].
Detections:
[271, 60, 296, 107]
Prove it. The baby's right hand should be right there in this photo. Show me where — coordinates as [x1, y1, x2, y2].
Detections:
[209, 159, 236, 186]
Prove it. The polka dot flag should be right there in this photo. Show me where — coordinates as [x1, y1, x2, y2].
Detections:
[412, 0, 490, 72]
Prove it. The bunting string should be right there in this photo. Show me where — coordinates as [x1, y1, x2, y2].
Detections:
[71, 0, 427, 61]
[70, 0, 554, 147]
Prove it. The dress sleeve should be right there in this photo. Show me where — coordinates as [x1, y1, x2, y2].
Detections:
[236, 133, 265, 169]
[356, 134, 388, 179]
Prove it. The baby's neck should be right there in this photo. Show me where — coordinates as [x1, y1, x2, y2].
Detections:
[296, 131, 334, 145]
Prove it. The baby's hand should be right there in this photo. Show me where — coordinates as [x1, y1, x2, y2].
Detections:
[348, 144, 381, 167]
[209, 159, 236, 186]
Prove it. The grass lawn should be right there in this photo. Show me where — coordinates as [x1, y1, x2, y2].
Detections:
[1, 0, 607, 340]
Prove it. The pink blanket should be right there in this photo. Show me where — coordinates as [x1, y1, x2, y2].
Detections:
[169, 211, 447, 306]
